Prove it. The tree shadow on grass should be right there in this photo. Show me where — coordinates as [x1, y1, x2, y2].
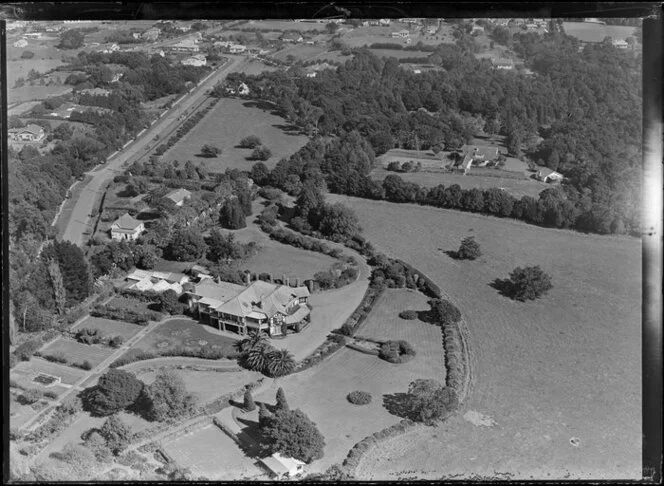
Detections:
[242, 100, 277, 112]
[382, 393, 417, 421]
[489, 278, 516, 299]
[443, 250, 460, 260]
[234, 417, 264, 459]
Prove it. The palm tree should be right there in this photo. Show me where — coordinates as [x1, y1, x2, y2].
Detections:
[266, 349, 296, 377]
[245, 344, 271, 372]
[235, 330, 268, 354]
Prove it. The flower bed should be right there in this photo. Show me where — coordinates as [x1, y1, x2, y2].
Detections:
[378, 340, 417, 364]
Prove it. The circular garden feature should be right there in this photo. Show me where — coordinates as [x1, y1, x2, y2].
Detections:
[379, 340, 417, 364]
[347, 390, 372, 405]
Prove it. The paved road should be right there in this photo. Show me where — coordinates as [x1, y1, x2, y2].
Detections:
[59, 55, 246, 247]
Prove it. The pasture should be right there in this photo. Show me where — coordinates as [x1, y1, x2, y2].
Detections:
[130, 318, 238, 355]
[162, 97, 309, 172]
[368, 49, 433, 60]
[163, 423, 264, 480]
[72, 316, 144, 341]
[341, 24, 442, 48]
[327, 195, 641, 480]
[562, 22, 637, 43]
[369, 167, 545, 199]
[244, 20, 328, 32]
[39, 337, 115, 368]
[272, 44, 328, 61]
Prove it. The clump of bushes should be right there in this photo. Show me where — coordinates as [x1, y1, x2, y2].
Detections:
[18, 388, 43, 405]
[14, 339, 43, 362]
[347, 390, 372, 405]
[91, 304, 162, 325]
[74, 360, 94, 370]
[76, 327, 103, 345]
[379, 340, 416, 364]
[108, 336, 125, 348]
[398, 310, 418, 320]
[335, 286, 383, 337]
[41, 351, 68, 364]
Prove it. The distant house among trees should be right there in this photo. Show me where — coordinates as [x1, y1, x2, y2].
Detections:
[181, 54, 207, 66]
[110, 213, 145, 241]
[8, 124, 45, 142]
[535, 167, 564, 183]
[164, 188, 192, 207]
[281, 32, 303, 43]
[453, 145, 501, 174]
[492, 58, 515, 70]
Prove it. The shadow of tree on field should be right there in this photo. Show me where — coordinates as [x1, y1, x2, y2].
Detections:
[242, 100, 277, 112]
[234, 418, 264, 459]
[382, 393, 416, 420]
[443, 250, 460, 260]
[489, 278, 516, 299]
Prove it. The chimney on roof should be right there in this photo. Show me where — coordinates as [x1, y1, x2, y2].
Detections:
[296, 277, 300, 287]
[246, 272, 251, 286]
[285, 277, 289, 287]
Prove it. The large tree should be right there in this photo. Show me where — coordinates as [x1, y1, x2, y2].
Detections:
[58, 29, 85, 49]
[405, 379, 459, 425]
[260, 408, 325, 463]
[42, 240, 92, 306]
[317, 203, 361, 242]
[98, 415, 132, 455]
[167, 227, 207, 261]
[140, 369, 197, 422]
[219, 197, 247, 230]
[82, 369, 144, 416]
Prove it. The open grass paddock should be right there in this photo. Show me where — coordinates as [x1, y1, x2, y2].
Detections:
[163, 97, 309, 172]
[11, 358, 88, 387]
[328, 195, 641, 480]
[370, 167, 545, 199]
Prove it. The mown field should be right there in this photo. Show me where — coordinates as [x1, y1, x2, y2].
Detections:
[163, 97, 309, 172]
[562, 22, 637, 43]
[369, 167, 545, 199]
[129, 318, 238, 355]
[368, 49, 434, 60]
[341, 24, 442, 48]
[328, 195, 641, 480]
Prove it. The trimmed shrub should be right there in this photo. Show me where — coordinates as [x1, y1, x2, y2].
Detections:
[379, 340, 416, 364]
[346, 390, 372, 405]
[43, 352, 68, 364]
[398, 310, 418, 320]
[108, 336, 124, 348]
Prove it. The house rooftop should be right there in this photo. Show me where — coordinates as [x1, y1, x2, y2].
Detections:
[164, 188, 192, 204]
[112, 213, 143, 231]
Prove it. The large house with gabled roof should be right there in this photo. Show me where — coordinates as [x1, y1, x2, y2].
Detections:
[187, 278, 311, 336]
[110, 213, 145, 241]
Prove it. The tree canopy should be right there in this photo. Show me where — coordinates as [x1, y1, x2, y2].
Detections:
[260, 408, 326, 463]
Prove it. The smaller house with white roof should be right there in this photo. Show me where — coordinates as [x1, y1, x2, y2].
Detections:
[535, 167, 564, 183]
[125, 269, 190, 294]
[164, 188, 192, 207]
[110, 213, 145, 241]
[259, 453, 305, 479]
[8, 124, 45, 142]
[229, 44, 247, 54]
[181, 54, 207, 67]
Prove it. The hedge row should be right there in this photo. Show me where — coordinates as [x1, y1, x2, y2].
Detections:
[24, 396, 82, 443]
[295, 334, 347, 373]
[153, 97, 220, 156]
[345, 342, 380, 356]
[442, 322, 465, 392]
[90, 304, 162, 325]
[110, 346, 241, 368]
[342, 419, 418, 474]
[116, 287, 161, 303]
[263, 225, 343, 259]
[337, 286, 383, 337]
[393, 258, 442, 299]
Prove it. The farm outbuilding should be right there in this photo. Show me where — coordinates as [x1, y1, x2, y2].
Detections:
[259, 453, 305, 479]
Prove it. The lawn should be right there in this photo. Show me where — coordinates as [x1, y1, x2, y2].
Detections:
[327, 195, 641, 480]
[368, 49, 433, 60]
[341, 23, 443, 49]
[369, 167, 545, 199]
[163, 423, 265, 480]
[357, 289, 446, 383]
[129, 318, 238, 355]
[39, 337, 115, 369]
[10, 358, 88, 388]
[72, 316, 144, 341]
[163, 97, 309, 172]
[136, 368, 263, 405]
[272, 44, 328, 61]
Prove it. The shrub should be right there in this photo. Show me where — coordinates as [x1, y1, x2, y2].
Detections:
[76, 327, 102, 345]
[19, 388, 43, 405]
[75, 360, 94, 370]
[44, 390, 59, 400]
[506, 265, 553, 301]
[398, 310, 418, 320]
[428, 299, 461, 327]
[82, 369, 144, 416]
[347, 391, 372, 405]
[250, 145, 272, 161]
[14, 339, 42, 361]
[379, 340, 416, 364]
[108, 336, 124, 348]
[43, 352, 68, 364]
[239, 135, 261, 149]
[456, 236, 481, 260]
